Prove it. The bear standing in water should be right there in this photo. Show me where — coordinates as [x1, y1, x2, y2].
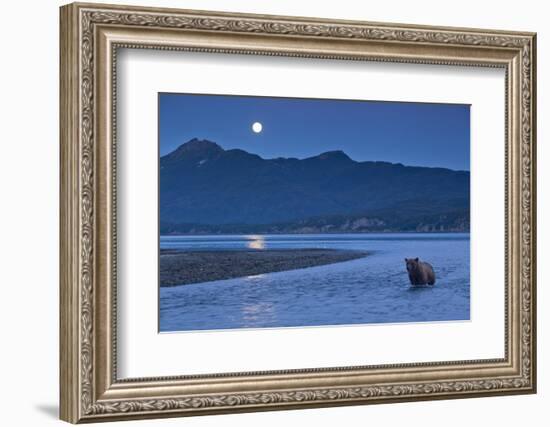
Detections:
[405, 257, 436, 286]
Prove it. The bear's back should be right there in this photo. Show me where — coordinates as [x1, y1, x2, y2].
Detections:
[420, 261, 436, 285]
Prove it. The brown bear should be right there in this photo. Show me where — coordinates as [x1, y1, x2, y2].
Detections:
[405, 258, 436, 286]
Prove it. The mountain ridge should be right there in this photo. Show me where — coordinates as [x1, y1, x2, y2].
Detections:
[160, 138, 470, 233]
[162, 139, 468, 171]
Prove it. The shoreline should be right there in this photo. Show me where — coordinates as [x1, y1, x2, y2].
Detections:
[160, 248, 369, 287]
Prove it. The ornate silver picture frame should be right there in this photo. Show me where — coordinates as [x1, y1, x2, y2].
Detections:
[60, 2, 536, 423]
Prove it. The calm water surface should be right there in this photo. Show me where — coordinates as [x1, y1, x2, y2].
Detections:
[159, 233, 470, 332]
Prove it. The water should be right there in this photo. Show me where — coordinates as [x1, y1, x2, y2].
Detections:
[159, 233, 470, 332]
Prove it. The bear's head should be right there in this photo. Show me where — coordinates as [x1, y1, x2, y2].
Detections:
[405, 257, 420, 273]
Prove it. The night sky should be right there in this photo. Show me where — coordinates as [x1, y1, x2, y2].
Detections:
[159, 92, 470, 171]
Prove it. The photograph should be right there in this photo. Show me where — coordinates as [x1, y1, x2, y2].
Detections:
[158, 93, 471, 332]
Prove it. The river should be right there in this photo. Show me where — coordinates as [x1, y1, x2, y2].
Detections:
[159, 233, 470, 332]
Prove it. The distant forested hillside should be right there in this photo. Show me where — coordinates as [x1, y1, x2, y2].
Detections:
[160, 139, 470, 234]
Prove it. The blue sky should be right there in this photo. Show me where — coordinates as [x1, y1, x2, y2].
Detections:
[159, 93, 470, 171]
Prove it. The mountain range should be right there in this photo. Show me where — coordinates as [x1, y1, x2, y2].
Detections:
[160, 138, 470, 234]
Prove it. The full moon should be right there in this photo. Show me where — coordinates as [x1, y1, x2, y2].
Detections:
[252, 122, 263, 133]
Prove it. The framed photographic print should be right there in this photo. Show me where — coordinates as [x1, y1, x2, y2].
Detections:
[59, 2, 537, 423]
